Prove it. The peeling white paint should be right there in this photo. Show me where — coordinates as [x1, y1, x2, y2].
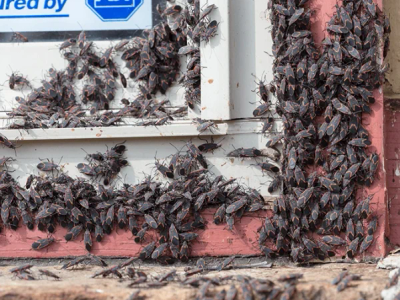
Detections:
[380, 267, 400, 300]
[381, 285, 400, 300]
[378, 255, 400, 269]
[395, 165, 400, 177]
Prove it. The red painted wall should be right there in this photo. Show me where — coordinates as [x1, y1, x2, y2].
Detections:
[0, 209, 266, 258]
[385, 111, 400, 248]
[309, 0, 387, 258]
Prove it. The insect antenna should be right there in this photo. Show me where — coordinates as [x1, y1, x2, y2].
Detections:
[197, 136, 210, 144]
[169, 143, 185, 153]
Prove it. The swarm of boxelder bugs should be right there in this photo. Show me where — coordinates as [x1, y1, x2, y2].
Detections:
[180, 272, 301, 300]
[0, 137, 272, 259]
[121, 18, 181, 95]
[3, 1, 219, 132]
[77, 142, 128, 185]
[8, 0, 200, 130]
[256, 0, 390, 263]
[0, 0, 389, 267]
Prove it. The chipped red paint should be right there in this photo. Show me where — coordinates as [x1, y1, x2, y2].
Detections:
[0, 209, 267, 258]
[385, 109, 400, 249]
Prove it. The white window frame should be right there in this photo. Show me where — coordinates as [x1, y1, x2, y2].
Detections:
[0, 0, 274, 141]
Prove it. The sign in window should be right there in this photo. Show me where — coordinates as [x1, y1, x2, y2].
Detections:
[0, 0, 161, 42]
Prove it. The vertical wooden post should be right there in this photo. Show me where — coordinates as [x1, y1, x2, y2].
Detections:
[200, 0, 231, 120]
[310, 0, 387, 257]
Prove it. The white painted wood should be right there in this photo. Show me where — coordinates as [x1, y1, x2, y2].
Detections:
[0, 119, 282, 140]
[1, 121, 228, 141]
[1, 124, 281, 197]
[229, 0, 275, 119]
[200, 0, 231, 120]
[254, 0, 277, 111]
[200, 0, 275, 120]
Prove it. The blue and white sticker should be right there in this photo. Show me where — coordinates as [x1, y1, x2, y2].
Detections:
[86, 0, 144, 22]
[0, 0, 152, 32]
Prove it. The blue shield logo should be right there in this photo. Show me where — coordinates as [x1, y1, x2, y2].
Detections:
[86, 0, 144, 22]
